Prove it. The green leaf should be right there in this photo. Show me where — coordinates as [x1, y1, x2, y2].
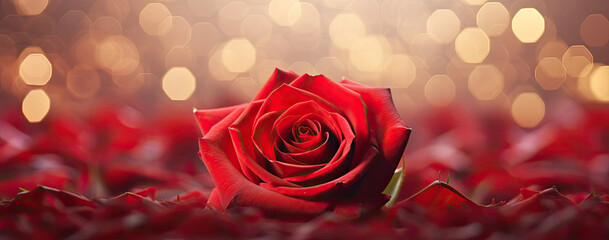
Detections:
[383, 156, 405, 207]
[18, 187, 28, 192]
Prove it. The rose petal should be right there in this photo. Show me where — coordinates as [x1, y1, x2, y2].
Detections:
[285, 132, 336, 165]
[252, 110, 285, 160]
[291, 75, 370, 167]
[230, 101, 300, 187]
[283, 113, 355, 186]
[255, 84, 340, 121]
[253, 68, 300, 101]
[199, 138, 332, 217]
[194, 103, 248, 136]
[267, 160, 325, 178]
[198, 104, 259, 184]
[340, 79, 410, 164]
[340, 79, 412, 199]
[261, 146, 379, 198]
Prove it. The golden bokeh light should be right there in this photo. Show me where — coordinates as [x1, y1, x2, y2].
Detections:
[139, 3, 172, 36]
[562, 45, 593, 78]
[575, 63, 601, 101]
[349, 35, 392, 72]
[218, 2, 249, 36]
[22, 89, 50, 123]
[329, 13, 366, 49]
[424, 75, 456, 107]
[289, 2, 319, 34]
[67, 65, 101, 98]
[95, 35, 140, 76]
[580, 14, 609, 47]
[162, 67, 196, 101]
[187, 0, 217, 17]
[382, 54, 417, 88]
[241, 15, 273, 45]
[536, 39, 568, 62]
[464, 0, 488, 5]
[455, 28, 490, 63]
[396, 2, 429, 42]
[535, 57, 566, 90]
[589, 65, 609, 102]
[511, 92, 545, 128]
[469, 64, 504, 101]
[269, 0, 301, 27]
[92, 16, 123, 38]
[15, 0, 48, 16]
[159, 16, 192, 47]
[476, 2, 510, 37]
[427, 9, 461, 44]
[221, 38, 256, 73]
[209, 50, 238, 81]
[512, 8, 545, 43]
[19, 53, 52, 86]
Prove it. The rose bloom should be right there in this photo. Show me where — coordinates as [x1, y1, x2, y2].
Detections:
[195, 69, 411, 217]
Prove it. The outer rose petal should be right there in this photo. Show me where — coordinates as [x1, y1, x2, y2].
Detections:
[194, 104, 248, 136]
[340, 79, 411, 199]
[253, 68, 300, 101]
[200, 139, 331, 217]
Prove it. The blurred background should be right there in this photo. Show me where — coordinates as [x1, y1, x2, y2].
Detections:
[1, 0, 609, 204]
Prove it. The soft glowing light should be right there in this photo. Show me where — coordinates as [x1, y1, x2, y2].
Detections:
[159, 16, 192, 47]
[536, 40, 568, 61]
[535, 57, 566, 90]
[19, 53, 52, 86]
[512, 8, 545, 43]
[476, 2, 509, 37]
[562, 45, 593, 78]
[221, 38, 256, 73]
[162, 67, 196, 101]
[95, 35, 140, 76]
[22, 89, 50, 123]
[329, 13, 366, 49]
[139, 3, 172, 36]
[468, 64, 504, 101]
[15, 0, 48, 16]
[464, 0, 487, 5]
[511, 92, 545, 128]
[269, 0, 301, 27]
[383, 54, 417, 88]
[217, 2, 248, 36]
[241, 15, 273, 45]
[349, 35, 391, 72]
[455, 28, 490, 63]
[67, 65, 101, 98]
[425, 75, 456, 107]
[209, 50, 238, 81]
[590, 66, 609, 102]
[187, 0, 217, 18]
[427, 9, 460, 44]
[580, 14, 609, 47]
[289, 2, 319, 34]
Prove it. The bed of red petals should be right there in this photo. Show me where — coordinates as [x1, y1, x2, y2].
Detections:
[1, 101, 609, 239]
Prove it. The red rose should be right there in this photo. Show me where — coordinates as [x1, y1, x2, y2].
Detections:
[195, 68, 411, 217]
